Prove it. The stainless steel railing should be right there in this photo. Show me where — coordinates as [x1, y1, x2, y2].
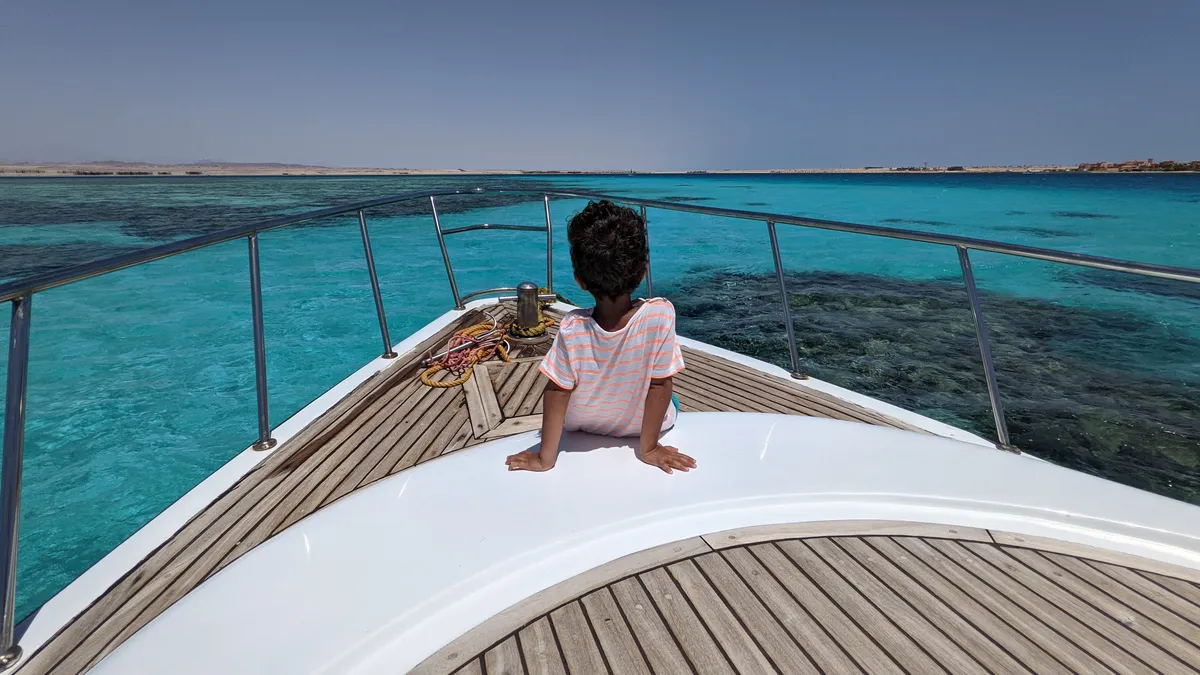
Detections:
[1, 186, 1198, 668]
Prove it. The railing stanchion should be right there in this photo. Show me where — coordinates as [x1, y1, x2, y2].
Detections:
[543, 196, 554, 293]
[0, 296, 32, 670]
[357, 211, 397, 359]
[247, 235, 276, 451]
[641, 206, 655, 298]
[430, 197, 463, 310]
[766, 221, 806, 380]
[956, 246, 1015, 451]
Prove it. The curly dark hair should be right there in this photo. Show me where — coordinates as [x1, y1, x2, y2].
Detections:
[567, 200, 648, 300]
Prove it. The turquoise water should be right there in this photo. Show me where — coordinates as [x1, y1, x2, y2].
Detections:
[1, 173, 1198, 620]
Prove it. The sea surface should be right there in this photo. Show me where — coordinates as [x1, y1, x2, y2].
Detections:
[1, 173, 1198, 621]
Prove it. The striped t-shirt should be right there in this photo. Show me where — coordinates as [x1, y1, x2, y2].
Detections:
[539, 298, 686, 437]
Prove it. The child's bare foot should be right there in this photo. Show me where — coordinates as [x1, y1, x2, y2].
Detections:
[506, 449, 553, 472]
[639, 444, 696, 474]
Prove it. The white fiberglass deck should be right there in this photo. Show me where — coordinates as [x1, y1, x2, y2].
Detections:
[91, 413, 1200, 675]
[14, 302, 941, 674]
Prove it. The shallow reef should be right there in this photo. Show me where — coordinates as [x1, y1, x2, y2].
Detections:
[670, 270, 1200, 505]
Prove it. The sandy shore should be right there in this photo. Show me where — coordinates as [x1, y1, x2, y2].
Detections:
[0, 162, 1082, 177]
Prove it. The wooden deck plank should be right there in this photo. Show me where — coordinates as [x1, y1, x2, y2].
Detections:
[354, 382, 462, 487]
[1090, 561, 1200, 625]
[518, 618, 568, 675]
[549, 602, 609, 674]
[866, 537, 1068, 674]
[453, 658, 484, 675]
[637, 568, 735, 675]
[718, 547, 868, 674]
[497, 362, 536, 417]
[245, 375, 449, 546]
[666, 560, 780, 674]
[745, 543, 906, 675]
[989, 530, 1200, 585]
[677, 366, 857, 422]
[704, 520, 991, 549]
[804, 538, 985, 674]
[673, 371, 788, 415]
[691, 553, 819, 674]
[462, 368, 494, 439]
[399, 397, 472, 471]
[505, 364, 545, 418]
[1047, 553, 1200, 650]
[609, 578, 695, 675]
[484, 415, 543, 439]
[835, 538, 1033, 675]
[581, 588, 652, 675]
[425, 416, 474, 462]
[929, 540, 1151, 675]
[898, 537, 1119, 675]
[1142, 571, 1200, 606]
[417, 529, 1200, 675]
[680, 347, 895, 423]
[680, 348, 917, 430]
[473, 364, 505, 433]
[312, 379, 447, 506]
[260, 379, 432, 538]
[1002, 547, 1200, 668]
[966, 542, 1188, 673]
[484, 636, 526, 675]
[672, 381, 739, 413]
[773, 540, 949, 674]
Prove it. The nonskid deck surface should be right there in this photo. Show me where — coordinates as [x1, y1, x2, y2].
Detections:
[18, 303, 918, 675]
[421, 522, 1200, 675]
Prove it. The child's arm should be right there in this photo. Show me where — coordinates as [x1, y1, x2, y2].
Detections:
[506, 381, 571, 472]
[637, 376, 697, 474]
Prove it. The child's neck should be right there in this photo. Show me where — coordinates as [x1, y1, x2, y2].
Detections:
[591, 294, 638, 332]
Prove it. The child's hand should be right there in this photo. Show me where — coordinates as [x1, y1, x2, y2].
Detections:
[506, 450, 553, 472]
[639, 444, 697, 474]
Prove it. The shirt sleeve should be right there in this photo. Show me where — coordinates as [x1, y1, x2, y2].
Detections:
[538, 322, 576, 389]
[649, 302, 686, 379]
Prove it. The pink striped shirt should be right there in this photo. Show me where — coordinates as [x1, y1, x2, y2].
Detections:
[539, 298, 685, 437]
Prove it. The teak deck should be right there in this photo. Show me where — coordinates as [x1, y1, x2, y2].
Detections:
[17, 304, 1200, 674]
[419, 523, 1200, 675]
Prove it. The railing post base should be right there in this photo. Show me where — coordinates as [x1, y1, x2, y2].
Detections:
[0, 644, 22, 671]
[996, 443, 1020, 454]
[382, 351, 398, 359]
[252, 438, 278, 452]
[790, 371, 809, 380]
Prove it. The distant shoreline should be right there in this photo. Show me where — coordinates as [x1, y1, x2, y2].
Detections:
[1, 161, 1195, 177]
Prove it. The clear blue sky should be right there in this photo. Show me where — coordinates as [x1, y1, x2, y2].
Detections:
[2, 0, 1198, 170]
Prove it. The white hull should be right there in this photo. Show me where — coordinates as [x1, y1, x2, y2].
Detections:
[90, 412, 1200, 674]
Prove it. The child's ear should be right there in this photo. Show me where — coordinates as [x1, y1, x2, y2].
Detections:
[575, 274, 587, 292]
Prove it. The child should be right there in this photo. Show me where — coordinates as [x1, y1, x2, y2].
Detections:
[505, 200, 697, 474]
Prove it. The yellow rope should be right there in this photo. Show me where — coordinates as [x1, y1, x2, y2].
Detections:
[420, 313, 554, 388]
[420, 342, 511, 387]
[420, 321, 512, 388]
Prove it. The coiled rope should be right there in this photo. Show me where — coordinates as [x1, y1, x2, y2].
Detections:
[420, 291, 560, 388]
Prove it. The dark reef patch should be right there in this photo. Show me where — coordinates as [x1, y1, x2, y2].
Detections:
[1062, 268, 1200, 302]
[745, 202, 771, 207]
[670, 270, 1200, 505]
[0, 177, 554, 282]
[1, 243, 144, 283]
[1006, 210, 1029, 216]
[995, 225, 1076, 238]
[880, 218, 953, 227]
[660, 196, 715, 203]
[1051, 210, 1117, 220]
